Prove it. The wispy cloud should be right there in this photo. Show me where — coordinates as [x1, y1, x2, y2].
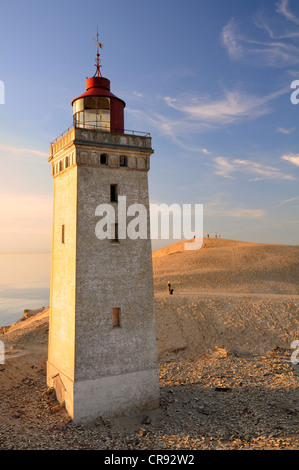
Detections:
[214, 157, 235, 178]
[226, 208, 266, 218]
[255, 13, 299, 40]
[0, 144, 48, 158]
[222, 3, 299, 67]
[214, 156, 295, 180]
[128, 107, 212, 154]
[170, 137, 212, 154]
[222, 18, 244, 59]
[276, 0, 299, 25]
[277, 126, 295, 134]
[204, 194, 266, 219]
[278, 195, 299, 206]
[282, 153, 299, 166]
[129, 84, 285, 142]
[164, 89, 284, 124]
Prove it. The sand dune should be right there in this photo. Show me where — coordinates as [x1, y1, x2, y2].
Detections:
[153, 238, 299, 295]
[153, 238, 299, 359]
[0, 308, 49, 390]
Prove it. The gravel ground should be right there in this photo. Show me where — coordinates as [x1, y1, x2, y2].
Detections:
[0, 347, 297, 450]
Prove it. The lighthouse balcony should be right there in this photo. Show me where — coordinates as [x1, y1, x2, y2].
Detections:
[49, 124, 153, 160]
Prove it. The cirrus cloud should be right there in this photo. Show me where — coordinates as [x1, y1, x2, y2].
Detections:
[277, 0, 299, 25]
[214, 156, 295, 180]
[282, 153, 299, 166]
[0, 144, 48, 158]
[163, 88, 284, 125]
[221, 2, 299, 67]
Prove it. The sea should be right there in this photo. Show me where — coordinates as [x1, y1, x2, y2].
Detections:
[0, 253, 51, 327]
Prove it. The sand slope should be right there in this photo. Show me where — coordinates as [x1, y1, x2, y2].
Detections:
[153, 238, 299, 359]
[0, 308, 49, 390]
[153, 238, 299, 295]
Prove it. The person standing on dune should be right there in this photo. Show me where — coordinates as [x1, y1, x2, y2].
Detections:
[167, 281, 174, 295]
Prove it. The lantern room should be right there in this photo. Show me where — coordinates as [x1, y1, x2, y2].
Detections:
[71, 76, 126, 133]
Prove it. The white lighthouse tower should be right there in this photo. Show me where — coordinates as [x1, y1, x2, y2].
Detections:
[47, 32, 159, 423]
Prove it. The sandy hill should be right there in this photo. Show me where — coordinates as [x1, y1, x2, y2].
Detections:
[0, 307, 49, 390]
[153, 237, 299, 295]
[1, 238, 298, 384]
[153, 238, 299, 359]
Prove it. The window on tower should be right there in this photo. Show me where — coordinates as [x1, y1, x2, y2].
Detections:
[111, 223, 119, 243]
[119, 155, 127, 167]
[62, 225, 65, 244]
[113, 308, 120, 327]
[100, 154, 107, 165]
[110, 184, 118, 202]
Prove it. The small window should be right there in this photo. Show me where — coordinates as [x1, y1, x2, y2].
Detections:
[62, 225, 65, 244]
[113, 308, 120, 327]
[100, 154, 107, 165]
[65, 156, 69, 168]
[110, 184, 118, 202]
[119, 155, 127, 167]
[111, 223, 119, 242]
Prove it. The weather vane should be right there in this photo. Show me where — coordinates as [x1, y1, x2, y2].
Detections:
[93, 25, 103, 77]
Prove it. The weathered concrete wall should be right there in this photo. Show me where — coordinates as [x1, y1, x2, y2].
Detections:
[47, 164, 77, 389]
[47, 362, 75, 418]
[75, 165, 158, 381]
[73, 369, 159, 423]
[47, 135, 159, 422]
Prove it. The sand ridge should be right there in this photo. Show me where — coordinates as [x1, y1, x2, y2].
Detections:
[153, 237, 299, 295]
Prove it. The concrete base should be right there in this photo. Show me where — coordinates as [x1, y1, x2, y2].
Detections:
[47, 361, 160, 423]
[47, 361, 74, 418]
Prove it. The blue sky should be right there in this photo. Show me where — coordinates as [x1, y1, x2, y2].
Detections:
[0, 0, 299, 251]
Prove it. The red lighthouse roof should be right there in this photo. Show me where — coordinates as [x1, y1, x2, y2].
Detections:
[71, 28, 126, 133]
[71, 76, 126, 108]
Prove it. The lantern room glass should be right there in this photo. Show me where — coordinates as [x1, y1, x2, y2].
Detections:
[73, 97, 111, 131]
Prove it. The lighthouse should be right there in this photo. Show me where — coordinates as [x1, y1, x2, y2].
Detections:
[47, 31, 159, 423]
